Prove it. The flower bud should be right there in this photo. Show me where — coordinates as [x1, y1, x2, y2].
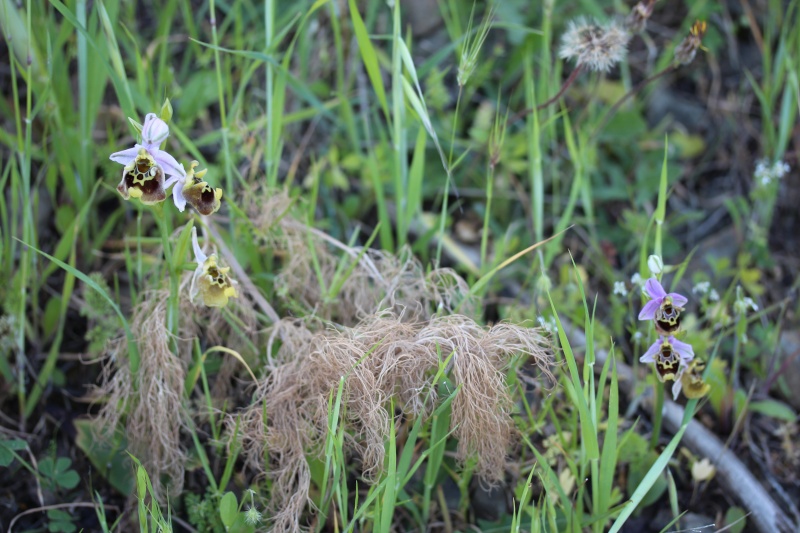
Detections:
[647, 254, 663, 275]
[160, 97, 173, 123]
[141, 113, 170, 147]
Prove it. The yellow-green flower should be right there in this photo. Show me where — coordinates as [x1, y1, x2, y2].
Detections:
[190, 228, 238, 307]
[673, 359, 711, 400]
[172, 161, 222, 216]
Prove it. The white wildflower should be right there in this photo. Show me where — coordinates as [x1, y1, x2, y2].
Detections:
[708, 289, 720, 302]
[692, 281, 710, 295]
[630, 272, 643, 286]
[754, 159, 790, 186]
[613, 281, 628, 297]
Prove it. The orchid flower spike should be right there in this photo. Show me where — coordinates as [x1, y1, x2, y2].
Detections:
[638, 277, 688, 335]
[172, 161, 223, 215]
[190, 227, 238, 308]
[110, 113, 186, 204]
[640, 335, 694, 383]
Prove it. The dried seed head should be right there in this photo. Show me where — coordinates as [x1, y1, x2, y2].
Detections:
[674, 20, 707, 65]
[558, 17, 631, 72]
[625, 0, 656, 34]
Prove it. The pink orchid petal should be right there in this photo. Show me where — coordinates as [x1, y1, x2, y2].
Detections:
[152, 149, 185, 178]
[672, 376, 683, 400]
[669, 337, 695, 362]
[109, 146, 140, 166]
[170, 178, 187, 212]
[639, 338, 662, 363]
[669, 292, 688, 307]
[191, 227, 207, 264]
[638, 299, 660, 320]
[644, 277, 667, 299]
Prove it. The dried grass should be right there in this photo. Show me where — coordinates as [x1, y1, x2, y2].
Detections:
[238, 311, 553, 532]
[93, 291, 187, 498]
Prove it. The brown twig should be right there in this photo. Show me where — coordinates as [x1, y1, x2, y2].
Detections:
[508, 65, 584, 124]
[590, 64, 677, 139]
[8, 502, 120, 533]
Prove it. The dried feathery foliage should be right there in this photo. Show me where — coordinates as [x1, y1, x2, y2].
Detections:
[558, 17, 630, 72]
[93, 291, 187, 498]
[238, 311, 554, 532]
[244, 186, 476, 325]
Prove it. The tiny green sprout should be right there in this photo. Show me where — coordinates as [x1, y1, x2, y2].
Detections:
[160, 97, 173, 123]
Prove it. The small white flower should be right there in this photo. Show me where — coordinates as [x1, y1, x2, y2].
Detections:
[692, 281, 710, 295]
[754, 158, 790, 186]
[708, 289, 720, 302]
[613, 281, 628, 297]
[630, 272, 643, 286]
[734, 291, 758, 315]
[537, 316, 558, 335]
[647, 254, 663, 276]
[632, 331, 643, 342]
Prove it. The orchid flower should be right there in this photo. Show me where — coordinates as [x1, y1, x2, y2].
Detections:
[640, 335, 694, 383]
[110, 113, 185, 204]
[172, 161, 223, 215]
[638, 277, 688, 335]
[671, 359, 711, 400]
[190, 227, 238, 308]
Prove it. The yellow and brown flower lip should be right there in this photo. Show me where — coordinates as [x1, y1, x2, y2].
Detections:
[679, 359, 711, 399]
[655, 300, 683, 335]
[172, 161, 223, 215]
[193, 255, 238, 307]
[116, 149, 167, 204]
[640, 335, 694, 382]
[190, 227, 238, 308]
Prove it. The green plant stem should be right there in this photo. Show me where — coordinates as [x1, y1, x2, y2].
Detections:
[650, 379, 664, 449]
[436, 85, 463, 266]
[209, 0, 234, 227]
[154, 206, 179, 345]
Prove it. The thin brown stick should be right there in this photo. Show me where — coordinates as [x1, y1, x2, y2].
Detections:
[590, 64, 676, 139]
[509, 65, 584, 124]
[8, 502, 120, 533]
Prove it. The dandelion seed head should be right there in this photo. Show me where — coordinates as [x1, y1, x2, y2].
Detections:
[558, 17, 630, 72]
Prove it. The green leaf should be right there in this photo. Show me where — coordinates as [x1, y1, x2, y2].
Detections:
[74, 418, 134, 495]
[219, 491, 239, 528]
[347, 0, 389, 121]
[0, 438, 27, 467]
[724, 506, 747, 533]
[749, 399, 796, 422]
